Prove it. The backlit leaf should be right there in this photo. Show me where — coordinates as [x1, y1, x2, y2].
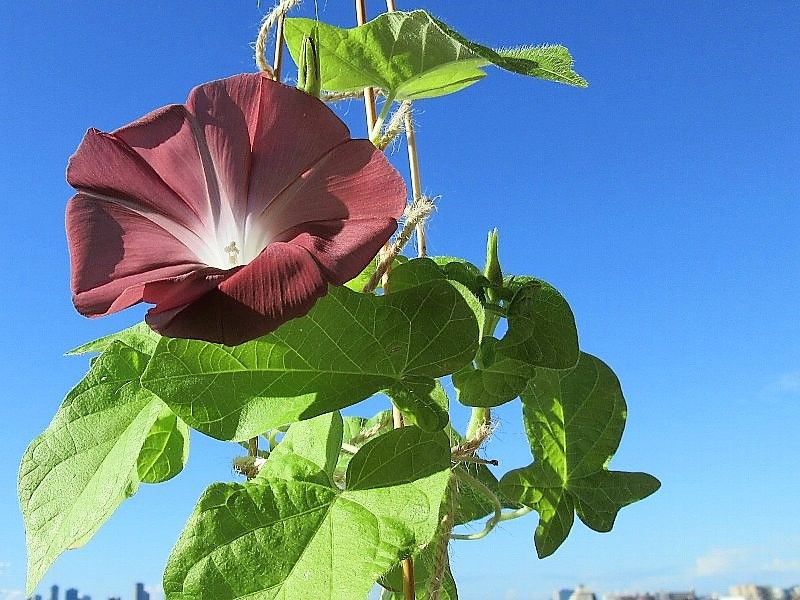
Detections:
[66, 322, 160, 357]
[285, 11, 587, 101]
[499, 353, 660, 557]
[136, 406, 189, 484]
[142, 280, 479, 441]
[164, 427, 451, 600]
[19, 342, 163, 593]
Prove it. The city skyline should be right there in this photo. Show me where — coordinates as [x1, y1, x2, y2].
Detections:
[22, 582, 151, 600]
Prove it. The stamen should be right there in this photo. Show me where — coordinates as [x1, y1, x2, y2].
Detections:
[224, 241, 240, 266]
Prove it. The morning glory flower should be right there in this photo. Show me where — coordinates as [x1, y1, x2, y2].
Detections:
[66, 73, 406, 345]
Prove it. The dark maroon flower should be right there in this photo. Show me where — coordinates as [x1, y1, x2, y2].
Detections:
[66, 73, 406, 345]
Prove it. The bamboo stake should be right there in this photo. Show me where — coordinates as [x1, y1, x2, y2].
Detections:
[272, 13, 286, 80]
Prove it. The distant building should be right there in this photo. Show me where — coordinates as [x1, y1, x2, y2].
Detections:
[108, 597, 121, 600]
[64, 590, 79, 600]
[51, 586, 59, 600]
[135, 583, 150, 600]
[660, 592, 696, 600]
[731, 586, 771, 600]
[27, 595, 42, 600]
[570, 585, 598, 600]
[604, 593, 657, 600]
[556, 590, 575, 600]
[80, 596, 91, 600]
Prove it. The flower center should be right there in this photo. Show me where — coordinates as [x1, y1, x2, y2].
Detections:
[224, 241, 241, 266]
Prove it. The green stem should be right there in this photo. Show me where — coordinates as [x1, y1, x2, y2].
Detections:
[370, 93, 397, 144]
[465, 408, 490, 440]
[465, 229, 507, 439]
[450, 466, 533, 541]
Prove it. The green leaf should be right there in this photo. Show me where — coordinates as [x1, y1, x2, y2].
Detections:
[499, 353, 660, 558]
[269, 412, 343, 479]
[387, 259, 485, 332]
[284, 11, 586, 101]
[452, 337, 533, 407]
[18, 342, 163, 593]
[395, 257, 490, 299]
[66, 322, 160, 356]
[141, 280, 479, 441]
[164, 427, 451, 600]
[451, 464, 500, 526]
[454, 279, 579, 407]
[136, 406, 190, 484]
[496, 279, 579, 369]
[387, 377, 449, 431]
[335, 411, 393, 475]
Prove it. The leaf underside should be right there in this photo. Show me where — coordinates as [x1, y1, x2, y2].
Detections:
[164, 424, 451, 600]
[19, 342, 167, 593]
[141, 280, 479, 441]
[499, 352, 660, 557]
[284, 10, 587, 101]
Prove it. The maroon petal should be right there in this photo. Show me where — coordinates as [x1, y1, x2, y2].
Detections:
[146, 243, 327, 345]
[185, 74, 262, 232]
[67, 128, 204, 233]
[287, 218, 399, 285]
[113, 105, 215, 233]
[245, 77, 350, 221]
[246, 139, 406, 258]
[67, 193, 211, 316]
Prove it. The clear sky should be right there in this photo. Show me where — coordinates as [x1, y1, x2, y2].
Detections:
[1, 2, 799, 600]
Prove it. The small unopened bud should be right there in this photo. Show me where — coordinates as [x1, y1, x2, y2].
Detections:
[484, 228, 502, 298]
[297, 30, 321, 98]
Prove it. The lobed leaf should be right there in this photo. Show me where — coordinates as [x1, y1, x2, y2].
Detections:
[19, 342, 164, 593]
[164, 427, 451, 600]
[499, 353, 660, 557]
[141, 280, 479, 441]
[284, 11, 587, 101]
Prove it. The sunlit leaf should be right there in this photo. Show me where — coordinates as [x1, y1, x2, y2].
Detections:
[285, 11, 587, 101]
[454, 279, 578, 407]
[164, 427, 451, 600]
[66, 322, 160, 357]
[142, 280, 479, 441]
[19, 342, 163, 593]
[499, 353, 660, 557]
[136, 405, 189, 484]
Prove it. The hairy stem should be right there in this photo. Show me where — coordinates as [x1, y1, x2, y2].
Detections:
[404, 113, 427, 257]
[427, 473, 456, 600]
[370, 93, 397, 143]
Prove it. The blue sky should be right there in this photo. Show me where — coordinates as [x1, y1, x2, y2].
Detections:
[1, 1, 799, 599]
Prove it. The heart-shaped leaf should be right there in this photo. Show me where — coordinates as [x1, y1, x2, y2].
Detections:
[141, 280, 479, 441]
[164, 427, 451, 600]
[19, 342, 164, 593]
[285, 10, 587, 101]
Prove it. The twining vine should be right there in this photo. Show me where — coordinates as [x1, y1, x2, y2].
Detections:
[18, 2, 660, 600]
